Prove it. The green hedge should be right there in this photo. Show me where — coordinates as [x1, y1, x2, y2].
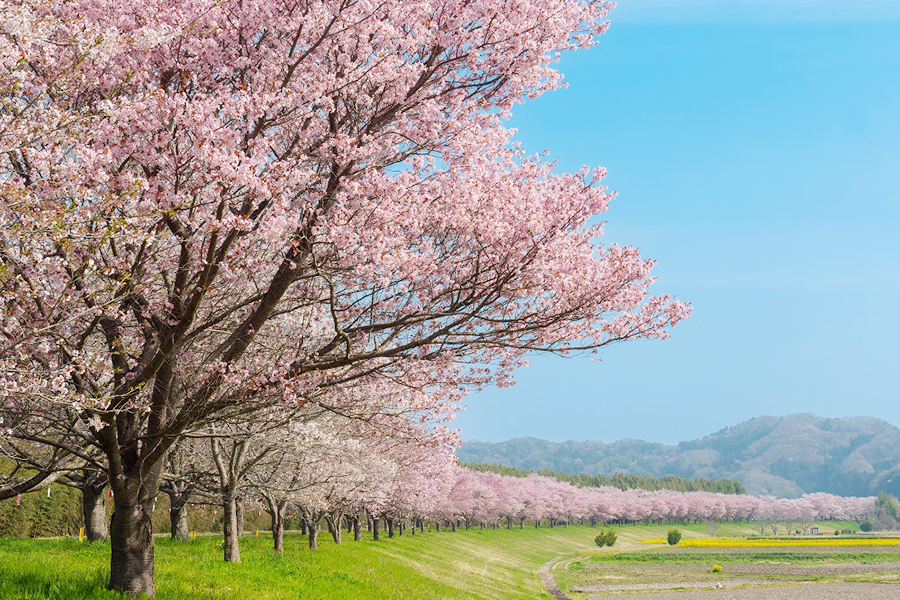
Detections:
[0, 484, 82, 538]
[1, 487, 275, 538]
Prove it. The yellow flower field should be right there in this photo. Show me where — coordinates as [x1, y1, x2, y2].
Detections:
[680, 538, 900, 548]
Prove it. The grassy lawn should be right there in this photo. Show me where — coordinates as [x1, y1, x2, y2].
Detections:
[0, 521, 873, 599]
[0, 525, 602, 600]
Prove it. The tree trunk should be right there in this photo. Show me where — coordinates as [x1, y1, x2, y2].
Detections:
[235, 500, 245, 538]
[108, 492, 155, 596]
[308, 518, 319, 550]
[352, 516, 361, 542]
[82, 482, 109, 542]
[436, 520, 441, 532]
[372, 517, 380, 541]
[169, 502, 189, 542]
[326, 514, 341, 544]
[387, 518, 394, 538]
[451, 520, 456, 532]
[223, 494, 241, 563]
[271, 508, 285, 553]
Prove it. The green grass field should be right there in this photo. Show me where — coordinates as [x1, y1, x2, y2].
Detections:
[0, 521, 868, 599]
[0, 525, 592, 600]
[548, 522, 898, 597]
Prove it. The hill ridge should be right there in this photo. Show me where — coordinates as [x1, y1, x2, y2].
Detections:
[458, 413, 900, 497]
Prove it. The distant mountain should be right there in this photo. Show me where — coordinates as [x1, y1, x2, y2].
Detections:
[458, 414, 900, 497]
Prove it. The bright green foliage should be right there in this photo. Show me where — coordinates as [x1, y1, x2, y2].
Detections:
[594, 528, 617, 547]
[878, 492, 899, 520]
[667, 529, 682, 545]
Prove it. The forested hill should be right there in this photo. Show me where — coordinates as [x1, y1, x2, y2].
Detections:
[463, 463, 746, 494]
[458, 414, 900, 498]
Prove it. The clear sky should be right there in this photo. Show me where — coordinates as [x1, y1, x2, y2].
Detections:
[453, 0, 900, 445]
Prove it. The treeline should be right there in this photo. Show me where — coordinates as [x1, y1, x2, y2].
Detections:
[0, 483, 275, 538]
[463, 462, 747, 494]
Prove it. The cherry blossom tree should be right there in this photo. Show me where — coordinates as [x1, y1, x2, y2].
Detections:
[0, 0, 692, 594]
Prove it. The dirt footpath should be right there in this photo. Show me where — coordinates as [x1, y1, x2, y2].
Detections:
[588, 582, 899, 599]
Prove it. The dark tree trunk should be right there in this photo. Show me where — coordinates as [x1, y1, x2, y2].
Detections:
[451, 520, 457, 532]
[372, 517, 380, 541]
[169, 502, 189, 542]
[300, 518, 308, 536]
[82, 482, 109, 542]
[271, 518, 284, 551]
[326, 514, 341, 544]
[108, 492, 155, 597]
[222, 494, 241, 563]
[166, 489, 190, 542]
[387, 518, 394, 539]
[266, 498, 286, 553]
[352, 516, 361, 542]
[235, 500, 245, 538]
[436, 520, 441, 532]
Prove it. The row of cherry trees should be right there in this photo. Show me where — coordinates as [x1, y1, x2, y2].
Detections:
[155, 424, 877, 560]
[2, 396, 877, 558]
[436, 467, 877, 531]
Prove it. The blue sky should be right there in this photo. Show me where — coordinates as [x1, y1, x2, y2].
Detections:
[453, 0, 900, 445]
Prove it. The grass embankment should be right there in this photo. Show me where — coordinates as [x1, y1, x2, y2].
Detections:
[0, 521, 871, 599]
[0, 525, 598, 600]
